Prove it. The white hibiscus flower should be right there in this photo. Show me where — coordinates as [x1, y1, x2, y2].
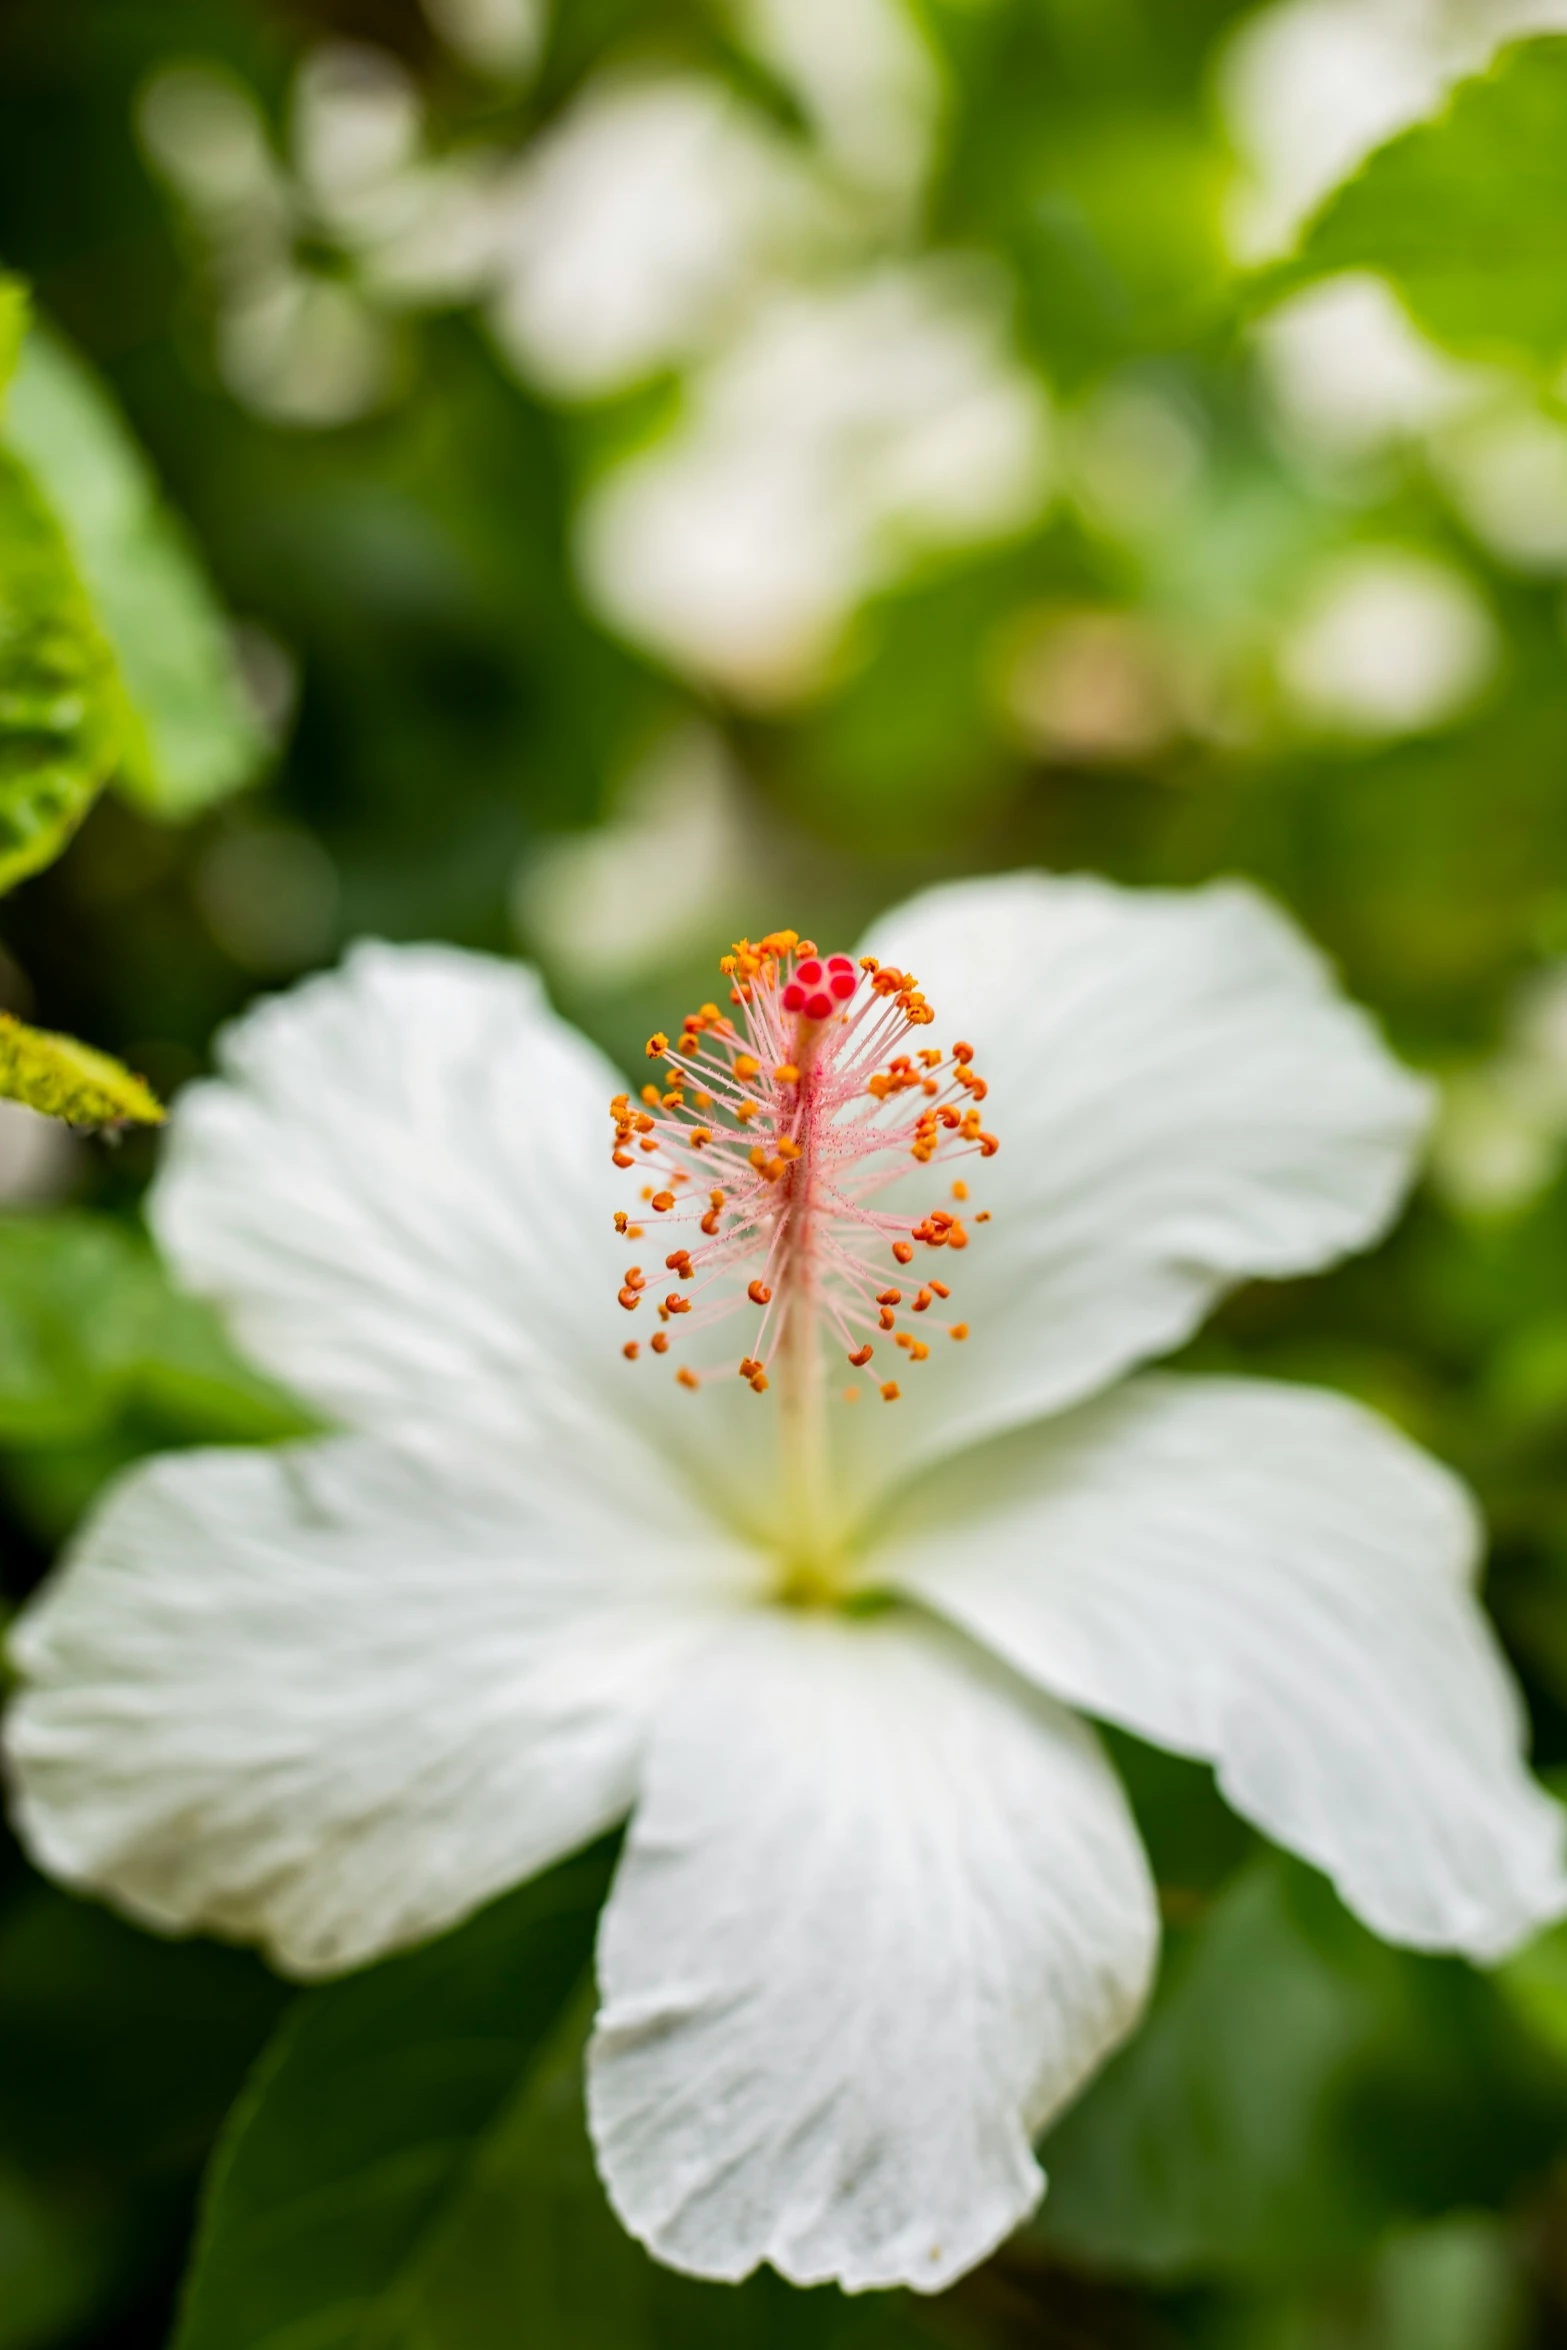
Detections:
[5, 872, 1564, 2297]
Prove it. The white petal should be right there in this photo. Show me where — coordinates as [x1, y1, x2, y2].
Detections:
[587, 1611, 1157, 2295]
[5, 1431, 756, 1975]
[882, 1374, 1567, 1961]
[151, 942, 632, 1443]
[840, 873, 1430, 1493]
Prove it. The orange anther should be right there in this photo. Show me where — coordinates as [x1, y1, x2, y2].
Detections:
[876, 1289, 902, 1306]
[930, 1279, 950, 1299]
[638, 1138, 659, 1154]
[733, 1054, 759, 1080]
[676, 1367, 700, 1390]
[710, 1190, 726, 1207]
[975, 1211, 991, 1223]
[617, 1288, 641, 1312]
[665, 1251, 693, 1276]
[646, 1032, 669, 1059]
[895, 1332, 913, 1351]
[848, 1343, 874, 1367]
[614, 1211, 630, 1234]
[909, 1340, 929, 1361]
[748, 1279, 772, 1306]
[634, 1113, 655, 1133]
[623, 1266, 646, 1288]
[774, 1063, 800, 1085]
[880, 1381, 901, 1402]
[776, 1138, 801, 1160]
[667, 1292, 692, 1314]
[951, 1180, 968, 1201]
[892, 1241, 914, 1265]
[623, 1341, 640, 1360]
[912, 1288, 932, 1312]
[765, 1158, 788, 1184]
[859, 956, 879, 972]
[612, 1151, 634, 1169]
[749, 1372, 769, 1393]
[952, 1042, 973, 1063]
[738, 1357, 761, 1379]
[947, 1222, 969, 1249]
[736, 1100, 760, 1122]
[749, 1146, 770, 1173]
[700, 1210, 722, 1237]
[651, 1331, 670, 1354]
[977, 1134, 999, 1157]
[950, 1323, 969, 1341]
[688, 1128, 712, 1149]
[878, 1307, 896, 1331]
[651, 1191, 676, 1213]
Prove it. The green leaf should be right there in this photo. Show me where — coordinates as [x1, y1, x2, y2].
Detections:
[0, 1211, 311, 1455]
[4, 324, 267, 818]
[0, 441, 123, 891]
[174, 1845, 927, 2350]
[0, 1011, 163, 1128]
[1277, 37, 1567, 374]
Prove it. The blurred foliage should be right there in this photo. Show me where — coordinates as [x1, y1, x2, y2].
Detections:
[1282, 40, 1567, 377]
[3, 1, 1567, 2346]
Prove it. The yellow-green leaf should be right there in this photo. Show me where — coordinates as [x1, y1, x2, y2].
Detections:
[0, 1012, 163, 1128]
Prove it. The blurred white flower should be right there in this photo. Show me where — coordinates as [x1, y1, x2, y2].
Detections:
[422, 0, 547, 83]
[218, 269, 395, 429]
[1219, 0, 1567, 260]
[488, 74, 820, 399]
[512, 723, 756, 986]
[579, 262, 1051, 699]
[1434, 407, 1567, 573]
[8, 875, 1563, 2292]
[1434, 962, 1567, 1215]
[1279, 547, 1498, 736]
[138, 46, 502, 426]
[1256, 274, 1487, 466]
[730, 0, 943, 207]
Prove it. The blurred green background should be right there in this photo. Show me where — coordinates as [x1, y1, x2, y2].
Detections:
[7, 0, 1567, 2343]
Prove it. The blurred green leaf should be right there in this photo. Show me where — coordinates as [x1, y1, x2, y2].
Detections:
[175, 1843, 928, 2350]
[1035, 1855, 1566, 2284]
[4, 325, 267, 818]
[0, 441, 123, 892]
[1280, 37, 1567, 374]
[0, 1875, 290, 2350]
[0, 279, 25, 405]
[0, 1211, 311, 1454]
[0, 2154, 127, 2350]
